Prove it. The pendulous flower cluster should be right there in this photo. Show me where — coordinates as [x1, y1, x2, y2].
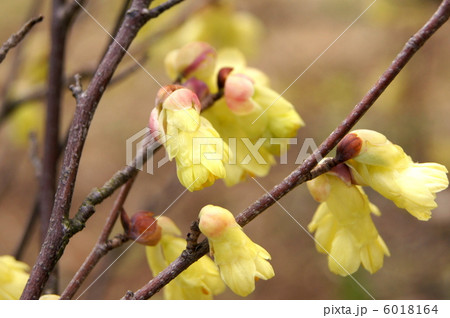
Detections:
[307, 129, 448, 276]
[150, 41, 304, 190]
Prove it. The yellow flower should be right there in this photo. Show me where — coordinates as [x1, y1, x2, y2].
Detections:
[338, 129, 449, 221]
[145, 216, 225, 300]
[39, 294, 60, 300]
[0, 255, 30, 300]
[199, 205, 274, 297]
[307, 170, 390, 276]
[6, 101, 44, 148]
[150, 86, 229, 191]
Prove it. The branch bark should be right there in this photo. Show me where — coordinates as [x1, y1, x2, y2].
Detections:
[21, 0, 185, 299]
[124, 0, 450, 300]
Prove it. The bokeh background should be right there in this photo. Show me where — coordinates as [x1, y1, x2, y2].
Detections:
[0, 0, 449, 299]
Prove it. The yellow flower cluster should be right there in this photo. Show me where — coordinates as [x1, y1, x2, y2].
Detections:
[157, 42, 303, 189]
[145, 216, 225, 300]
[308, 129, 448, 276]
[307, 171, 390, 276]
[198, 205, 274, 297]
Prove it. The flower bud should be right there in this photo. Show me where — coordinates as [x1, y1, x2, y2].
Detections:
[165, 42, 216, 80]
[155, 85, 185, 110]
[198, 205, 236, 239]
[336, 133, 363, 162]
[224, 73, 259, 115]
[121, 210, 162, 246]
[162, 87, 202, 113]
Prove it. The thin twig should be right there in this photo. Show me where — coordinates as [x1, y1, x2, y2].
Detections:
[0, 16, 43, 64]
[0, 2, 43, 107]
[60, 178, 136, 300]
[14, 198, 40, 260]
[124, 0, 450, 300]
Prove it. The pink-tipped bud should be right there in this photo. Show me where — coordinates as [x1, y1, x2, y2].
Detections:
[155, 85, 184, 109]
[336, 133, 363, 162]
[224, 74, 258, 115]
[121, 210, 162, 246]
[198, 205, 236, 239]
[162, 87, 202, 113]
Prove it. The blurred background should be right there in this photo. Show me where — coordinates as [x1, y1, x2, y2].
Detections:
[0, 0, 449, 299]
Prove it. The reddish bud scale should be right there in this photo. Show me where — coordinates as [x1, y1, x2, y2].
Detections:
[155, 85, 185, 108]
[330, 163, 354, 186]
[336, 133, 362, 163]
[122, 211, 162, 246]
[217, 67, 234, 90]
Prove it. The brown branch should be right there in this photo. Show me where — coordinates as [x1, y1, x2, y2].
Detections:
[39, 0, 84, 295]
[124, 0, 450, 300]
[0, 16, 43, 64]
[60, 178, 135, 300]
[141, 0, 185, 19]
[21, 0, 185, 299]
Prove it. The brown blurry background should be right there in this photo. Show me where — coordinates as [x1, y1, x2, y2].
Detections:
[0, 0, 449, 300]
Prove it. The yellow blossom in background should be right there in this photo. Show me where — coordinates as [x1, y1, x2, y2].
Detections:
[39, 294, 60, 300]
[199, 205, 274, 297]
[145, 216, 225, 300]
[0, 255, 30, 300]
[339, 129, 449, 221]
[150, 86, 229, 191]
[307, 170, 390, 276]
[6, 101, 44, 148]
[139, 0, 263, 60]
